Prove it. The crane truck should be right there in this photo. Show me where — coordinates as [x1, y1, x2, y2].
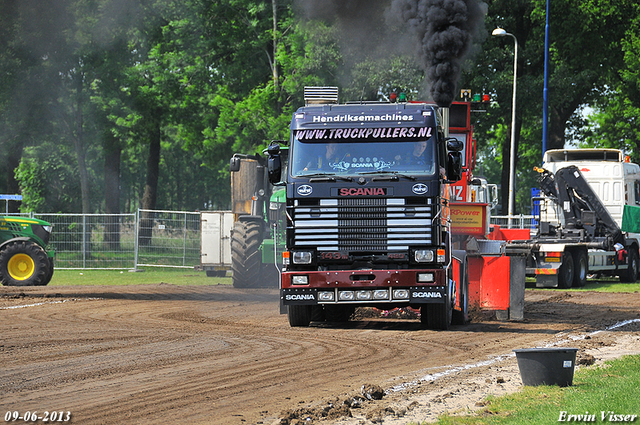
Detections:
[521, 149, 640, 288]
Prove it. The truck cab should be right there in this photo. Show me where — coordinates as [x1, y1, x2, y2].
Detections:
[267, 87, 466, 329]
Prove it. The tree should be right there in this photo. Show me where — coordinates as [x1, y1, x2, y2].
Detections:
[461, 0, 638, 215]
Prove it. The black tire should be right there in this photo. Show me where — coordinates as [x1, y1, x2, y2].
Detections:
[0, 241, 51, 286]
[572, 250, 588, 287]
[620, 248, 638, 283]
[557, 251, 574, 289]
[421, 299, 452, 330]
[39, 256, 55, 286]
[288, 305, 311, 327]
[230, 221, 263, 288]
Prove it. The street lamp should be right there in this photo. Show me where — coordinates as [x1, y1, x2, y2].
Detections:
[492, 28, 518, 228]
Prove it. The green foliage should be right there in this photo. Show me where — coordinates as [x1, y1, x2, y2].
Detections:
[4, 0, 640, 215]
[15, 146, 89, 213]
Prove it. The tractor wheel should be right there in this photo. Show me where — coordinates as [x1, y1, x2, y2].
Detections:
[557, 251, 574, 289]
[0, 241, 51, 286]
[38, 256, 55, 286]
[288, 305, 311, 327]
[620, 248, 638, 283]
[230, 220, 263, 288]
[572, 250, 588, 287]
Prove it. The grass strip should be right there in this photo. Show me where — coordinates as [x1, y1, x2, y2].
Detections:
[436, 354, 640, 424]
[49, 268, 231, 286]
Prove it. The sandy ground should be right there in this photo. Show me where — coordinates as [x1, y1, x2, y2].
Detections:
[1, 283, 639, 425]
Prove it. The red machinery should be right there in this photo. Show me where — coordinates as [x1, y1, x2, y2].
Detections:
[447, 93, 527, 321]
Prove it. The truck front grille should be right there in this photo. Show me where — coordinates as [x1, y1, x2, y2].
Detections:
[290, 198, 434, 251]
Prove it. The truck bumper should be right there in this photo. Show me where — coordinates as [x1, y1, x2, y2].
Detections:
[281, 269, 446, 306]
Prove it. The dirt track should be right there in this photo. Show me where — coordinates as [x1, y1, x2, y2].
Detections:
[1, 283, 639, 425]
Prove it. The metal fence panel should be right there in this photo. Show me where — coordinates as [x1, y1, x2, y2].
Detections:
[25, 210, 202, 270]
[135, 209, 201, 269]
[35, 213, 136, 269]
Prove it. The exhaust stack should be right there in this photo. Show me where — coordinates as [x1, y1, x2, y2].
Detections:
[441, 107, 450, 138]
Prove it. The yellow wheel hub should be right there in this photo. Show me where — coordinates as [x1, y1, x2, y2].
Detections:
[7, 253, 35, 281]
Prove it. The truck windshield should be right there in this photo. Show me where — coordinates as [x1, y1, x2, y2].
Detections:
[290, 136, 437, 178]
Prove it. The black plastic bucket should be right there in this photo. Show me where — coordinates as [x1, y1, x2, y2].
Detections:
[513, 347, 579, 387]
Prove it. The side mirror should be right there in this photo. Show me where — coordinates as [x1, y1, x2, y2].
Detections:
[447, 152, 462, 182]
[229, 156, 241, 172]
[267, 142, 282, 185]
[267, 142, 281, 156]
[446, 137, 463, 152]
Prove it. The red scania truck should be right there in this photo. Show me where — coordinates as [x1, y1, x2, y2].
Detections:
[266, 87, 470, 329]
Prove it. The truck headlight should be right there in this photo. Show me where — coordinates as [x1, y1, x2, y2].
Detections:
[417, 273, 435, 283]
[338, 291, 354, 301]
[291, 275, 309, 285]
[356, 290, 372, 300]
[292, 251, 313, 264]
[392, 289, 410, 300]
[373, 289, 389, 300]
[318, 291, 335, 301]
[414, 249, 434, 263]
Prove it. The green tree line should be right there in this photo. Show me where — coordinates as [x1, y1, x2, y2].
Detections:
[1, 0, 639, 216]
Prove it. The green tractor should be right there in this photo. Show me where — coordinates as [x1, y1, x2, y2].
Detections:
[0, 216, 55, 286]
[229, 149, 286, 288]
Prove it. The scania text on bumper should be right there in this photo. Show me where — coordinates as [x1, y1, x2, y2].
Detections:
[282, 286, 446, 305]
[281, 269, 446, 305]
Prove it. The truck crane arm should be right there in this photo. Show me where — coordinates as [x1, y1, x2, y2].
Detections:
[535, 165, 624, 246]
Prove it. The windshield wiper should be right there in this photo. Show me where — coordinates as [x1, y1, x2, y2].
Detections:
[357, 170, 417, 181]
[296, 172, 353, 182]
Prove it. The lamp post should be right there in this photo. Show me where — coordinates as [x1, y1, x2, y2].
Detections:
[542, 0, 550, 162]
[492, 28, 518, 228]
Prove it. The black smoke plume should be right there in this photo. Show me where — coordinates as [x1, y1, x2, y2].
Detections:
[388, 0, 486, 107]
[295, 0, 487, 107]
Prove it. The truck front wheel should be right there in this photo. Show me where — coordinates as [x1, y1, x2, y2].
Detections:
[288, 305, 311, 327]
[0, 241, 51, 286]
[421, 300, 452, 330]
